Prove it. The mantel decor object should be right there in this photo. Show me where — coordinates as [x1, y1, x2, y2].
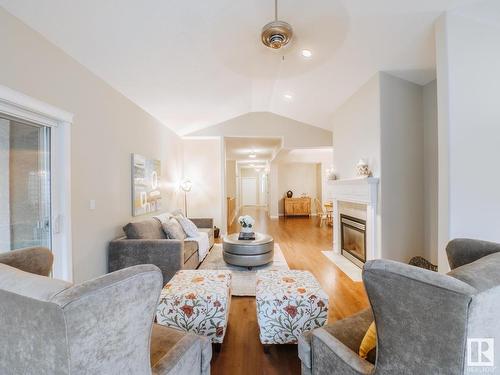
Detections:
[326, 167, 336, 180]
[356, 159, 372, 177]
[286, 190, 293, 198]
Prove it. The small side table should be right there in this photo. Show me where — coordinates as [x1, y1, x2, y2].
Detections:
[222, 232, 274, 269]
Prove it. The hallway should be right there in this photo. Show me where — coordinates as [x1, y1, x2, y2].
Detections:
[211, 207, 369, 374]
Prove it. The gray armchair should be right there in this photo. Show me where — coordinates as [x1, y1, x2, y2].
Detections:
[299, 238, 500, 375]
[0, 247, 211, 375]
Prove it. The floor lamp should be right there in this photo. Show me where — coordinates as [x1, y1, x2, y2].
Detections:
[180, 178, 192, 216]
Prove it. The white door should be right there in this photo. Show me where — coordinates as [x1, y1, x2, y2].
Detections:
[0, 117, 51, 251]
[241, 177, 257, 206]
[0, 85, 73, 282]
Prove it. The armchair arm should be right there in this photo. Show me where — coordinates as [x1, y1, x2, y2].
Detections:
[108, 239, 183, 284]
[189, 218, 213, 229]
[152, 325, 212, 375]
[446, 238, 500, 270]
[299, 308, 373, 371]
[51, 265, 162, 375]
[0, 247, 53, 276]
[363, 259, 476, 375]
[311, 328, 374, 375]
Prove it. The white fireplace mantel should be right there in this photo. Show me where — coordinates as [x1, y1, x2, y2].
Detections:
[331, 177, 380, 261]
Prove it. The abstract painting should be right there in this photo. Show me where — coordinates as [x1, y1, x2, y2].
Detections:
[132, 153, 162, 216]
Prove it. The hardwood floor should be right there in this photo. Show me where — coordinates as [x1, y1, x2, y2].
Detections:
[211, 207, 369, 375]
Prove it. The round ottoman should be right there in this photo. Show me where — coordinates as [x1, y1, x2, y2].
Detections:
[222, 232, 274, 268]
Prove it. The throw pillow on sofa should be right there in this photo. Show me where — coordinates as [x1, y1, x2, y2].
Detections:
[123, 219, 167, 239]
[175, 215, 199, 238]
[162, 218, 187, 240]
[171, 209, 185, 218]
[154, 212, 172, 224]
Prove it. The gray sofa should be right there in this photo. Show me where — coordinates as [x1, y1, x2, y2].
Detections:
[299, 238, 500, 375]
[0, 247, 212, 375]
[109, 217, 214, 284]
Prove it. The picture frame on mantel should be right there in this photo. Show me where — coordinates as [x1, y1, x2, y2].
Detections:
[131, 153, 162, 216]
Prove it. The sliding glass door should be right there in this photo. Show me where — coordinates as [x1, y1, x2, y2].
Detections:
[0, 115, 51, 252]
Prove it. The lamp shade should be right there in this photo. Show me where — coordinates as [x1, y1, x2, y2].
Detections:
[180, 178, 192, 192]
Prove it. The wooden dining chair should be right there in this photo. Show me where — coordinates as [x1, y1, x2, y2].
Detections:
[313, 198, 328, 227]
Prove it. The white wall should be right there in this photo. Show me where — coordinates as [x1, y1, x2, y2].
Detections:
[0, 8, 184, 282]
[188, 112, 333, 149]
[332, 75, 381, 179]
[331, 74, 383, 258]
[423, 80, 438, 263]
[379, 72, 425, 262]
[0, 119, 10, 250]
[332, 72, 431, 263]
[183, 137, 224, 230]
[269, 162, 280, 218]
[436, 5, 500, 270]
[277, 163, 321, 215]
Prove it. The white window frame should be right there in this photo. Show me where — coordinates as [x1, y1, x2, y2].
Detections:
[0, 85, 73, 282]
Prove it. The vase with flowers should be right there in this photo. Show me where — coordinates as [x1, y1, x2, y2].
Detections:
[238, 215, 255, 233]
[238, 215, 256, 239]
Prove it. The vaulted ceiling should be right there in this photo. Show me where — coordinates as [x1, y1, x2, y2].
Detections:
[0, 0, 481, 135]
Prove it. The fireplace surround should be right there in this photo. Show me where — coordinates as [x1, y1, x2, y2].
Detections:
[331, 177, 380, 265]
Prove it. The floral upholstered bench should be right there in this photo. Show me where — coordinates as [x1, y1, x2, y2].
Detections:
[256, 270, 328, 352]
[156, 270, 231, 351]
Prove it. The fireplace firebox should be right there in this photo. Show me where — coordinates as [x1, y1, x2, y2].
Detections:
[340, 214, 367, 268]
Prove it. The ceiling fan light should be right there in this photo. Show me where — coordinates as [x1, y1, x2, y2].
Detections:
[261, 20, 293, 49]
[270, 34, 285, 49]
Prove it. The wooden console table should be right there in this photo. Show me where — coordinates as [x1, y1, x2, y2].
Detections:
[284, 197, 311, 217]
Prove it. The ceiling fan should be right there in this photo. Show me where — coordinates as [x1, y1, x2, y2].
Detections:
[261, 0, 293, 50]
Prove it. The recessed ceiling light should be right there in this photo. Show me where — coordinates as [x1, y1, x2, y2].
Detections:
[249, 154, 256, 158]
[284, 93, 293, 100]
[301, 49, 312, 58]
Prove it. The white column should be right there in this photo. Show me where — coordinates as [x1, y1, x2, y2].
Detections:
[268, 162, 279, 219]
[333, 198, 340, 253]
[0, 119, 10, 251]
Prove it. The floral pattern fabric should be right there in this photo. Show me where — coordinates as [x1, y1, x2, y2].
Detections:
[156, 270, 231, 343]
[256, 270, 328, 344]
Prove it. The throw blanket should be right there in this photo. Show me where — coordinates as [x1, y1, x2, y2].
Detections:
[191, 231, 210, 263]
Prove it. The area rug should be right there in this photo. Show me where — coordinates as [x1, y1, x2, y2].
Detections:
[199, 243, 289, 296]
[321, 250, 363, 282]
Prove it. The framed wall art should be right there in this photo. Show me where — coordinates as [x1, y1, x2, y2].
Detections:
[131, 153, 161, 216]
